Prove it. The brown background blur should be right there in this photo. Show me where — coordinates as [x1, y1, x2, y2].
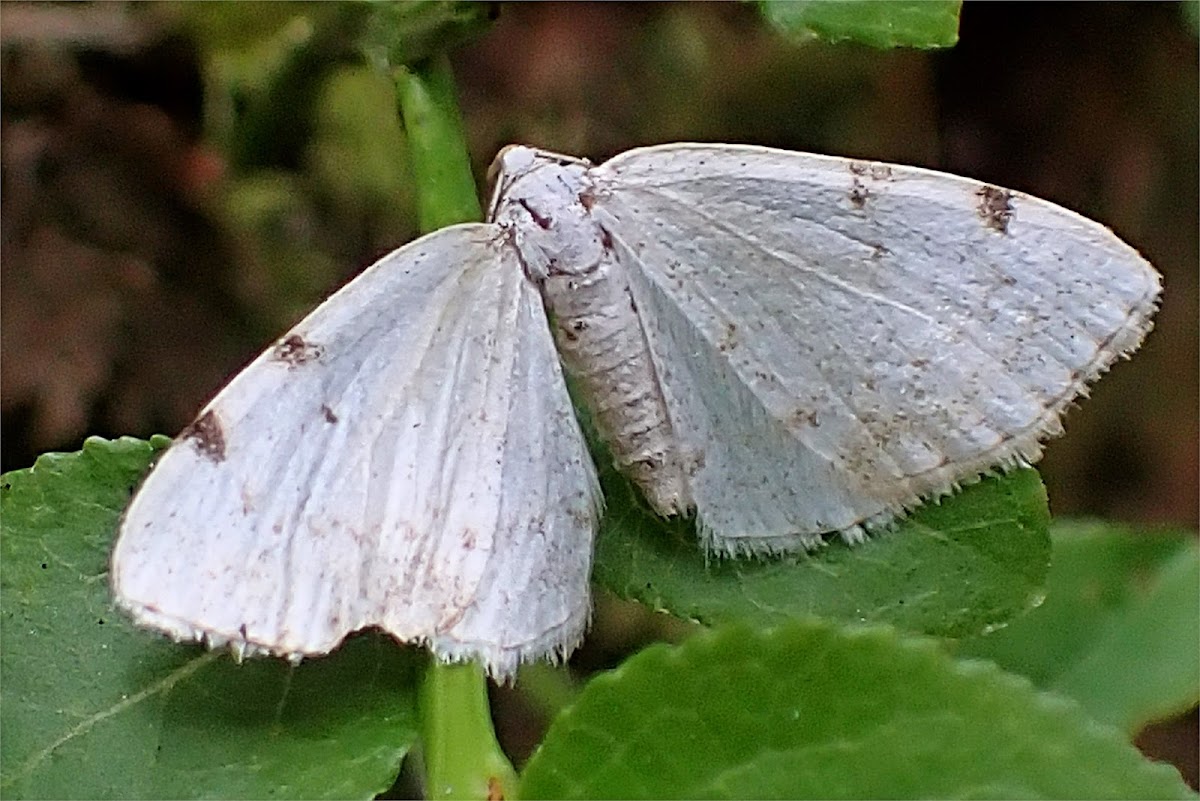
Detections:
[1, 0, 1196, 785]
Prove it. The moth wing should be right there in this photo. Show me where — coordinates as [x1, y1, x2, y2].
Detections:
[591, 144, 1159, 554]
[112, 224, 601, 678]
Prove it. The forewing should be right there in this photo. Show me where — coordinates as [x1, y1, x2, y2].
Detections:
[591, 144, 1159, 553]
[112, 225, 600, 678]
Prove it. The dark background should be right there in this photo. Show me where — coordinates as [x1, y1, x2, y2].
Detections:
[2, 0, 1196, 784]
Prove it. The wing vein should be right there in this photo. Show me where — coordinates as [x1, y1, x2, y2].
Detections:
[630, 184, 940, 326]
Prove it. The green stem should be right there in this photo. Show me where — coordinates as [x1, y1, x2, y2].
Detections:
[421, 661, 519, 800]
[391, 55, 517, 800]
[395, 56, 482, 231]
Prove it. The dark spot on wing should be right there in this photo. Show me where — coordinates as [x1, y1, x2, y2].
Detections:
[718, 322, 739, 353]
[273, 334, 323, 366]
[848, 162, 870, 208]
[788, 407, 819, 429]
[183, 410, 226, 462]
[849, 179, 869, 209]
[321, 404, 338, 424]
[847, 161, 891, 209]
[976, 185, 1014, 233]
[600, 227, 613, 250]
[578, 188, 596, 211]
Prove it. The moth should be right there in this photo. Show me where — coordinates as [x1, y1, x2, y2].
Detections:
[112, 144, 1160, 677]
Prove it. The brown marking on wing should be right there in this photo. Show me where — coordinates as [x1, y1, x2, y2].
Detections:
[273, 334, 324, 366]
[183, 410, 226, 462]
[976, 185, 1014, 233]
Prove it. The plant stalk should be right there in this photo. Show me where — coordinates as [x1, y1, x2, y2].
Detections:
[392, 54, 517, 801]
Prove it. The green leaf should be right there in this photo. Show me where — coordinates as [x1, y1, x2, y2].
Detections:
[958, 520, 1200, 732]
[758, 0, 961, 49]
[593, 465, 1051, 640]
[520, 621, 1194, 799]
[0, 437, 421, 800]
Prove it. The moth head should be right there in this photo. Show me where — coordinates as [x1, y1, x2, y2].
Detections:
[489, 149, 605, 279]
[487, 146, 591, 222]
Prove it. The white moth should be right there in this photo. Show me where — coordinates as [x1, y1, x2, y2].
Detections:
[112, 144, 1160, 678]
